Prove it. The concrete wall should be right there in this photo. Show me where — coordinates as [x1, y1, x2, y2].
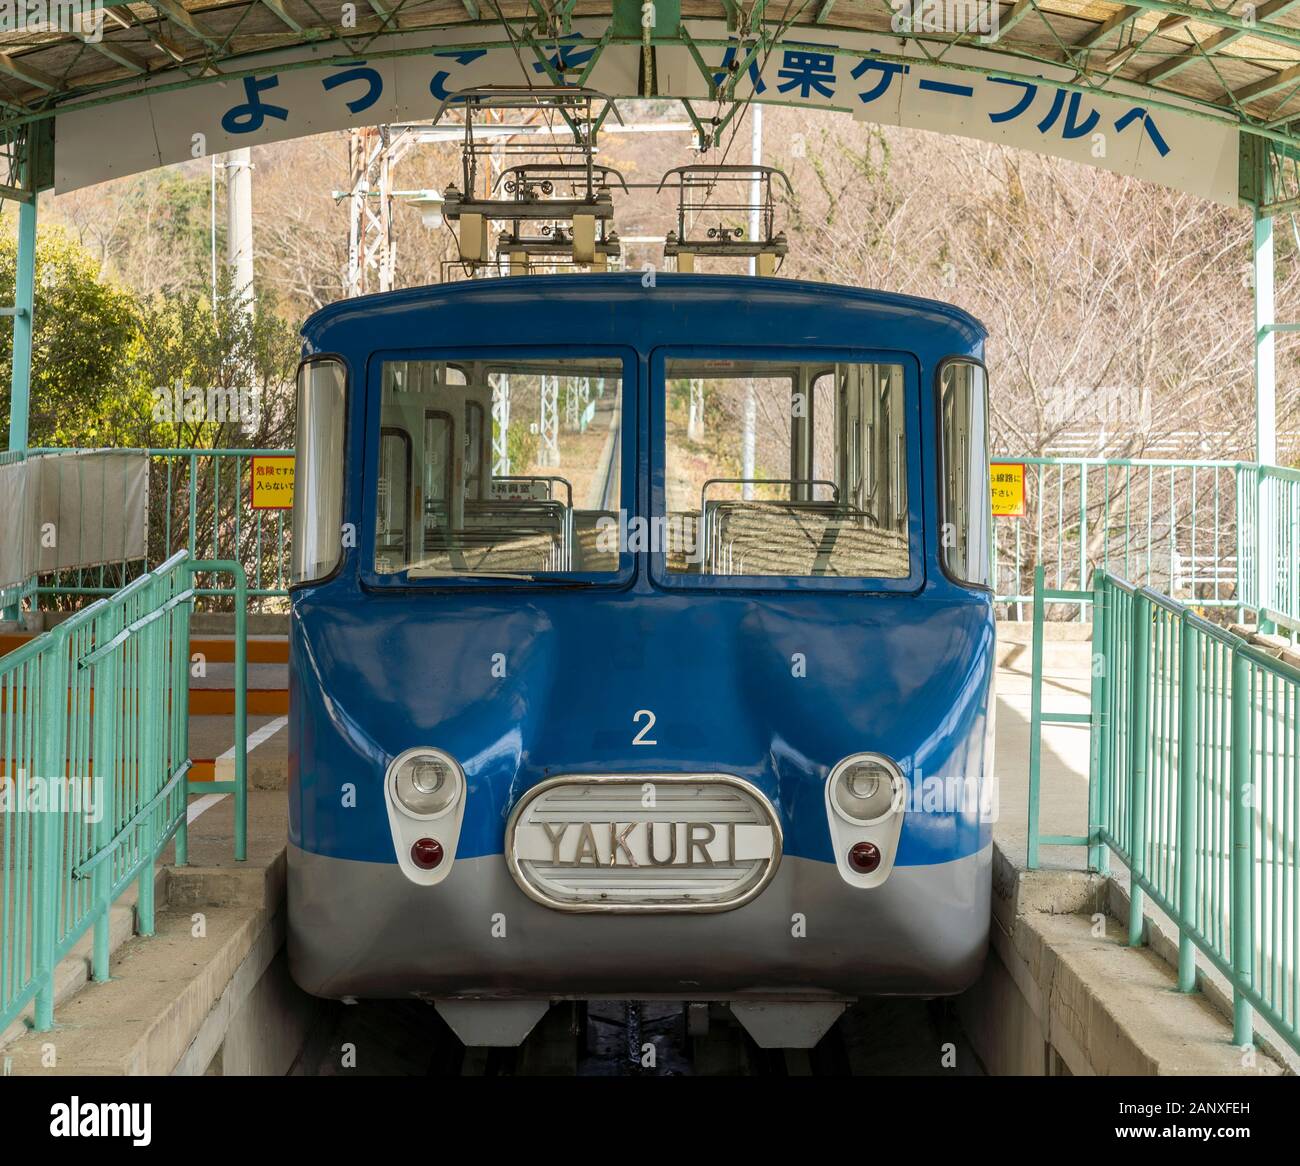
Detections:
[960, 846, 1288, 1076]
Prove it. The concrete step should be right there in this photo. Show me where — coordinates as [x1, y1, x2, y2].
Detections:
[189, 713, 289, 789]
[1, 903, 277, 1074]
[0, 791, 298, 1075]
[191, 613, 289, 636]
[960, 847, 1291, 1076]
[191, 635, 289, 665]
[0, 865, 168, 1052]
[190, 661, 287, 716]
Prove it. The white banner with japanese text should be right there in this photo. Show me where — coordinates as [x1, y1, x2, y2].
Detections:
[54, 21, 1239, 204]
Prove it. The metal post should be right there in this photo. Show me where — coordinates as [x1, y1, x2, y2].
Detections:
[492, 374, 511, 476]
[0, 188, 34, 620]
[32, 626, 68, 1030]
[188, 456, 199, 557]
[233, 568, 248, 862]
[1128, 590, 1151, 947]
[136, 579, 160, 938]
[1177, 613, 1198, 991]
[1078, 463, 1089, 618]
[1254, 194, 1277, 634]
[1254, 203, 1277, 469]
[188, 559, 248, 861]
[91, 608, 121, 981]
[1229, 646, 1255, 1048]
[7, 193, 35, 453]
[1087, 571, 1108, 873]
[1027, 566, 1045, 869]
[1235, 463, 1248, 625]
[539, 374, 560, 468]
[174, 582, 190, 868]
[747, 105, 762, 266]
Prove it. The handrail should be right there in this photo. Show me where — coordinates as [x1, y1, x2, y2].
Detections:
[0, 551, 248, 1036]
[1026, 565, 1300, 1056]
[184, 559, 248, 863]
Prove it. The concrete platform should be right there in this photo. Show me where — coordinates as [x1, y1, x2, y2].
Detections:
[961, 846, 1287, 1075]
[0, 792, 317, 1076]
[979, 632, 1293, 1076]
[189, 714, 288, 787]
[2, 625, 1291, 1075]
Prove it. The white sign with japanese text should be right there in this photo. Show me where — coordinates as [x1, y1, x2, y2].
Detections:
[53, 20, 1239, 204]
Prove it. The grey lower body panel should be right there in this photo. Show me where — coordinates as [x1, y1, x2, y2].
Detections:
[287, 842, 992, 1000]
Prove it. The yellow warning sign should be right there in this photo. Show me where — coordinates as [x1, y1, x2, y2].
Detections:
[990, 463, 1025, 518]
[250, 456, 295, 510]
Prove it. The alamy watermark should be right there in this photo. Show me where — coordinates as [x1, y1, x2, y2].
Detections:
[1, 0, 104, 41]
[596, 510, 700, 560]
[0, 771, 103, 823]
[899, 769, 999, 823]
[889, 0, 999, 39]
[151, 379, 263, 432]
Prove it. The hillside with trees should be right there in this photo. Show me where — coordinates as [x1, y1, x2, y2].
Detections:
[2, 104, 1295, 467]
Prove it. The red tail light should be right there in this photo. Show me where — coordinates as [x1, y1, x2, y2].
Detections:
[411, 838, 444, 870]
[848, 841, 881, 874]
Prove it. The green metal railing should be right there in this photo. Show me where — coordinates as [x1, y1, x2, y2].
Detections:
[993, 457, 1246, 619]
[1239, 463, 1300, 634]
[1028, 566, 1300, 1055]
[0, 552, 247, 1035]
[13, 448, 1296, 630]
[31, 448, 294, 604]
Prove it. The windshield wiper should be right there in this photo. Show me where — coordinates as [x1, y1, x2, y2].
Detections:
[406, 568, 598, 586]
[407, 568, 536, 580]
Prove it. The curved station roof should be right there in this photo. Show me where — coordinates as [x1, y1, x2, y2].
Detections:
[0, 0, 1296, 205]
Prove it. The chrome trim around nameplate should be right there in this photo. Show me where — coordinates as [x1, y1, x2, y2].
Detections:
[505, 773, 784, 914]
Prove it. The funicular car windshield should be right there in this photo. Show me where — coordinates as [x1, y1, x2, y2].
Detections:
[372, 355, 624, 578]
[660, 356, 914, 580]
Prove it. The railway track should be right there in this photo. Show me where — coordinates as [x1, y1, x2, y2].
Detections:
[291, 996, 984, 1077]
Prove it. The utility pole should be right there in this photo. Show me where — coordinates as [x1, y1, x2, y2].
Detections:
[225, 147, 255, 315]
[345, 127, 413, 297]
[742, 105, 762, 499]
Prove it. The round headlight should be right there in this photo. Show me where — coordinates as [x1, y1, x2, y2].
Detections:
[830, 754, 903, 825]
[389, 748, 463, 818]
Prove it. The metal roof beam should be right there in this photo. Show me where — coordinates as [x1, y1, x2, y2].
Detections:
[257, 0, 332, 38]
[986, 0, 1035, 42]
[76, 36, 150, 74]
[47, 0, 152, 72]
[1075, 4, 1141, 49]
[1142, 0, 1300, 85]
[259, 0, 305, 33]
[1230, 61, 1300, 105]
[145, 0, 225, 52]
[1089, 0, 1300, 53]
[1097, 41, 1139, 71]
[0, 52, 59, 92]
